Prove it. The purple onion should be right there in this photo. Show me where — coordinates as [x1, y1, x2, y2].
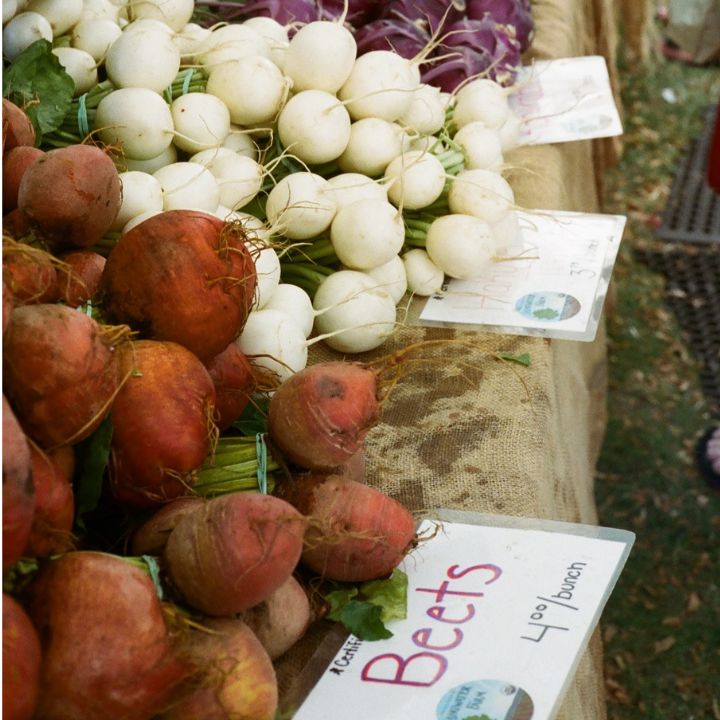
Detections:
[380, 0, 466, 33]
[355, 18, 431, 59]
[421, 45, 491, 92]
[317, 0, 382, 25]
[424, 17, 522, 91]
[200, 0, 319, 25]
[466, 0, 534, 51]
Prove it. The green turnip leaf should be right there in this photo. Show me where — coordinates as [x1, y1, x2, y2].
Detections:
[232, 394, 270, 435]
[497, 351, 532, 367]
[324, 586, 359, 621]
[339, 600, 393, 641]
[324, 569, 408, 640]
[3, 39, 74, 141]
[73, 414, 113, 532]
[361, 569, 408, 622]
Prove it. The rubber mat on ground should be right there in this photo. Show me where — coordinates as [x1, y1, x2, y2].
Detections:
[656, 104, 720, 245]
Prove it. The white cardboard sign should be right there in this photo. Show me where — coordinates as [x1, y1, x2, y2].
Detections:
[510, 56, 624, 145]
[415, 210, 626, 342]
[294, 511, 634, 720]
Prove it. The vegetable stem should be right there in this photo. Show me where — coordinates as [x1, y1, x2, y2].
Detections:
[285, 238, 338, 264]
[193, 436, 279, 497]
[404, 229, 429, 245]
[437, 149, 465, 170]
[44, 69, 207, 146]
[404, 218, 432, 232]
[281, 262, 335, 284]
[444, 161, 466, 176]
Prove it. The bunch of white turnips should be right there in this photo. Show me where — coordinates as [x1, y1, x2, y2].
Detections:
[2, 0, 527, 380]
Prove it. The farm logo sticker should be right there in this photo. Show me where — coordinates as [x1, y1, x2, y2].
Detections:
[436, 679, 534, 720]
[514, 292, 581, 322]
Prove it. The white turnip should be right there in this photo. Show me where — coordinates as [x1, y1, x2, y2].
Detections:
[104, 21, 181, 93]
[425, 213, 495, 279]
[329, 199, 404, 270]
[95, 87, 175, 161]
[313, 270, 397, 354]
[170, 92, 231, 154]
[447, 167, 515, 224]
[337, 117, 403, 177]
[112, 170, 163, 230]
[206, 55, 289, 127]
[277, 89, 352, 165]
[264, 171, 336, 240]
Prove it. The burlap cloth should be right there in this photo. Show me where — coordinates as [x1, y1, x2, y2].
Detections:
[617, 0, 653, 64]
[276, 2, 622, 717]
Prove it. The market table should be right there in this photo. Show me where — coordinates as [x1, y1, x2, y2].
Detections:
[277, 1, 623, 718]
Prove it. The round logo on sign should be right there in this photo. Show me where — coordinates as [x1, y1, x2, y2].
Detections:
[436, 679, 534, 720]
[514, 291, 581, 322]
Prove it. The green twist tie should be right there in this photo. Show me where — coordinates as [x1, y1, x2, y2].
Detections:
[181, 68, 195, 95]
[142, 555, 165, 600]
[256, 432, 268, 494]
[77, 93, 90, 137]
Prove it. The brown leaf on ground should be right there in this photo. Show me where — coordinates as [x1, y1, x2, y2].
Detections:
[606, 677, 632, 705]
[687, 592, 702, 612]
[603, 623, 619, 643]
[654, 636, 676, 654]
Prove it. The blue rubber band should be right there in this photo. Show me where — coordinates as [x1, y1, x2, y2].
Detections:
[142, 555, 165, 600]
[181, 68, 194, 95]
[256, 432, 268, 494]
[77, 93, 89, 136]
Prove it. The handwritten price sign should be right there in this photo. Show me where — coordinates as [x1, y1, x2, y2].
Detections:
[294, 511, 634, 720]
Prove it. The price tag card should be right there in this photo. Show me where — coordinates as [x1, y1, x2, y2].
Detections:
[509, 56, 623, 145]
[293, 511, 634, 720]
[414, 210, 626, 342]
